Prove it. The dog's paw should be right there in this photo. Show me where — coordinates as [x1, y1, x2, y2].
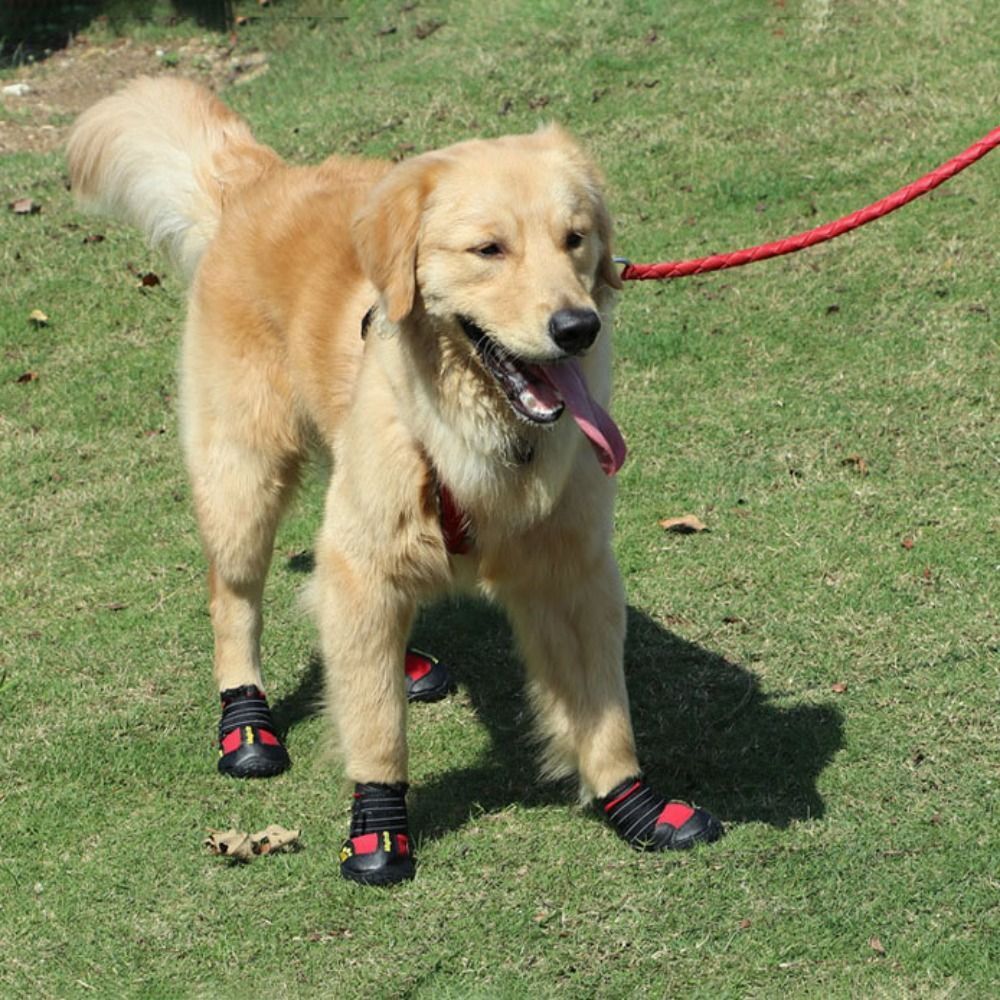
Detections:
[404, 648, 454, 703]
[598, 776, 724, 851]
[340, 782, 415, 886]
[339, 830, 415, 886]
[218, 734, 292, 778]
[217, 685, 291, 778]
[643, 802, 724, 851]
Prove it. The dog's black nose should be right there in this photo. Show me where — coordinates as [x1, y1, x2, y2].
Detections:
[548, 308, 601, 355]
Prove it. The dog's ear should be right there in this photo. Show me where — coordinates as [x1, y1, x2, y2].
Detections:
[352, 155, 443, 323]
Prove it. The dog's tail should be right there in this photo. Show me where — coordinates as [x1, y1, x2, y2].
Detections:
[67, 76, 280, 280]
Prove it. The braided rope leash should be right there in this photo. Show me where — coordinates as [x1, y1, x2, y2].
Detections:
[619, 124, 1000, 282]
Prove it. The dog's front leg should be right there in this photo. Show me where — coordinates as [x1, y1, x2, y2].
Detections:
[499, 545, 638, 799]
[313, 531, 417, 885]
[499, 545, 724, 853]
[313, 543, 413, 784]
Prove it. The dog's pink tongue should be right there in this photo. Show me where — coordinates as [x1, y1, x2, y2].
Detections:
[541, 360, 627, 476]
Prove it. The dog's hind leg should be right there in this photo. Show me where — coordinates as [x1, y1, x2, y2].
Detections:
[180, 334, 303, 777]
[190, 436, 301, 777]
[194, 446, 301, 694]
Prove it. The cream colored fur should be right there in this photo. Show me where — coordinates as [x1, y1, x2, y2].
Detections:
[67, 77, 641, 801]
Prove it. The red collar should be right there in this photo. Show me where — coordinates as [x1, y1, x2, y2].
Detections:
[436, 479, 472, 555]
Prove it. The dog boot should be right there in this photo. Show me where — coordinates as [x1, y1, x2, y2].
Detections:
[598, 775, 723, 851]
[340, 781, 415, 885]
[405, 648, 453, 703]
[217, 685, 291, 778]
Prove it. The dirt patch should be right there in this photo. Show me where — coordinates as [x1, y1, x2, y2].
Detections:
[0, 34, 268, 155]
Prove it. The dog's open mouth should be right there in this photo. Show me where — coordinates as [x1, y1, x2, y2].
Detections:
[458, 315, 627, 475]
[459, 316, 566, 424]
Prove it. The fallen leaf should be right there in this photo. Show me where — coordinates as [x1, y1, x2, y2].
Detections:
[82, 233, 105, 244]
[868, 935, 886, 955]
[253, 824, 300, 855]
[831, 681, 848, 694]
[901, 536, 915, 550]
[205, 824, 300, 862]
[16, 371, 38, 384]
[9, 197, 41, 215]
[738, 918, 752, 929]
[206, 829, 252, 859]
[29, 309, 49, 327]
[841, 454, 868, 475]
[659, 514, 708, 534]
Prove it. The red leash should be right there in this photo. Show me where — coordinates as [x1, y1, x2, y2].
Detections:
[620, 124, 1000, 282]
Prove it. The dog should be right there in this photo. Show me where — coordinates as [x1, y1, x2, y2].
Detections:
[67, 77, 722, 884]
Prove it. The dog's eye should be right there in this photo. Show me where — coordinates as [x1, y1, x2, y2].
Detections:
[565, 231, 585, 251]
[471, 242, 505, 259]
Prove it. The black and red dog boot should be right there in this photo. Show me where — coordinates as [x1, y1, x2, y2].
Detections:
[339, 781, 415, 886]
[404, 648, 453, 703]
[217, 685, 291, 778]
[599, 775, 723, 851]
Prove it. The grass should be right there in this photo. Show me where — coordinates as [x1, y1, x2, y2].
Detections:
[2, 0, 998, 995]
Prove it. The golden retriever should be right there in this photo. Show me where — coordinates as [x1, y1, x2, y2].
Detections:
[68, 77, 721, 884]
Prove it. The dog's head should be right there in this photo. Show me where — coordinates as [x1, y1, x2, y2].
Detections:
[352, 126, 622, 431]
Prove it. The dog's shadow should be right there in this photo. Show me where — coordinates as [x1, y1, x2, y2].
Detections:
[272, 560, 843, 839]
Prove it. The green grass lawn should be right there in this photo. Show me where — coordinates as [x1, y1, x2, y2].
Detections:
[2, 1, 997, 995]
